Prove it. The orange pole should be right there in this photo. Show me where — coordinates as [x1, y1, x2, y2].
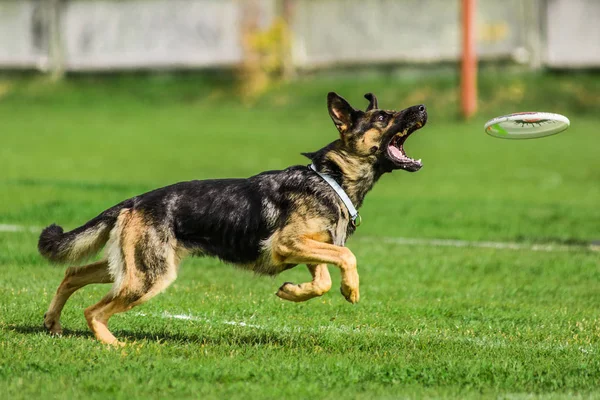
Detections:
[461, 0, 477, 119]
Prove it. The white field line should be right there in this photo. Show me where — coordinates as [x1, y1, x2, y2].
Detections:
[0, 224, 40, 233]
[358, 236, 599, 253]
[1, 223, 597, 253]
[132, 310, 594, 354]
[133, 311, 364, 334]
[134, 311, 263, 329]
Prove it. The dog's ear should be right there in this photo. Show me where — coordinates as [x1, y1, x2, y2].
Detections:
[327, 92, 356, 135]
[364, 93, 378, 111]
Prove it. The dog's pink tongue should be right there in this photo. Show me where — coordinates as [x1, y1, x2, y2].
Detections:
[389, 145, 403, 159]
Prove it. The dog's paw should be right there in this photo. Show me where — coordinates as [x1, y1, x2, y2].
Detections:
[340, 284, 360, 304]
[276, 282, 300, 302]
[109, 340, 127, 348]
[43, 312, 63, 336]
[276, 282, 322, 302]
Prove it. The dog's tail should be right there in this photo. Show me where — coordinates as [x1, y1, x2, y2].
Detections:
[38, 199, 134, 263]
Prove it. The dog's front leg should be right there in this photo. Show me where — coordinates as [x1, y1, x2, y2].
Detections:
[274, 238, 359, 304]
[276, 264, 332, 302]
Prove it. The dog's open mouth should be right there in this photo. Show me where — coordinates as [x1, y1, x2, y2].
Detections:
[386, 122, 424, 172]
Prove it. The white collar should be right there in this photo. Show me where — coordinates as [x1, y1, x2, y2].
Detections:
[309, 164, 361, 227]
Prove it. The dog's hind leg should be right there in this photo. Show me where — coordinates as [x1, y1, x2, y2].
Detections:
[44, 260, 113, 335]
[84, 258, 178, 346]
[84, 210, 180, 345]
[276, 264, 332, 302]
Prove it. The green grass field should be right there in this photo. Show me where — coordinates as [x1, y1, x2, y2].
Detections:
[1, 72, 599, 399]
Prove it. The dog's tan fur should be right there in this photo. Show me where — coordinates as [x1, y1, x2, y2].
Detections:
[45, 210, 183, 345]
[45, 207, 357, 345]
[40, 93, 427, 345]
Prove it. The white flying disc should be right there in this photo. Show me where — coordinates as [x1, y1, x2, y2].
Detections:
[484, 112, 570, 139]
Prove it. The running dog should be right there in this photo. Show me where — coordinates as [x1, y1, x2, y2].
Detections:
[39, 92, 427, 345]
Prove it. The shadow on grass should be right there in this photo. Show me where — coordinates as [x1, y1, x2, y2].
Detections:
[7, 324, 94, 339]
[5, 323, 316, 347]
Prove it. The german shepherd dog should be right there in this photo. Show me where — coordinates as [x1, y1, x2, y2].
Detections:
[39, 92, 427, 345]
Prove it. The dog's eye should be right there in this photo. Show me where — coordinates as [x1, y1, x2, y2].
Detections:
[377, 114, 386, 122]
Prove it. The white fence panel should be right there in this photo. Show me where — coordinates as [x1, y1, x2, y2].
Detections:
[291, 0, 531, 68]
[62, 0, 243, 70]
[0, 0, 598, 71]
[292, 0, 459, 67]
[546, 0, 600, 68]
[0, 1, 47, 68]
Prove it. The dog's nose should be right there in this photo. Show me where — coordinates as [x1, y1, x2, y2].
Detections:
[418, 105, 426, 113]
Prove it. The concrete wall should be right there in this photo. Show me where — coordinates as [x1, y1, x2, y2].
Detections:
[62, 0, 243, 70]
[545, 0, 600, 68]
[0, 0, 597, 71]
[0, 1, 47, 69]
[292, 0, 532, 67]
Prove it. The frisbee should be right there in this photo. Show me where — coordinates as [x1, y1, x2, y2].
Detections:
[484, 112, 570, 139]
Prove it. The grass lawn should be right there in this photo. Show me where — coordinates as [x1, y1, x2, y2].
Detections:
[0, 71, 599, 399]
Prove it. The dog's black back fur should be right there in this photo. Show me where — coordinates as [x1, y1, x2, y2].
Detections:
[104, 166, 347, 266]
[38, 93, 427, 272]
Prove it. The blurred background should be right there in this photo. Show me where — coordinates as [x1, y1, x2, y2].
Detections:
[1, 0, 599, 74]
[0, 0, 598, 243]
